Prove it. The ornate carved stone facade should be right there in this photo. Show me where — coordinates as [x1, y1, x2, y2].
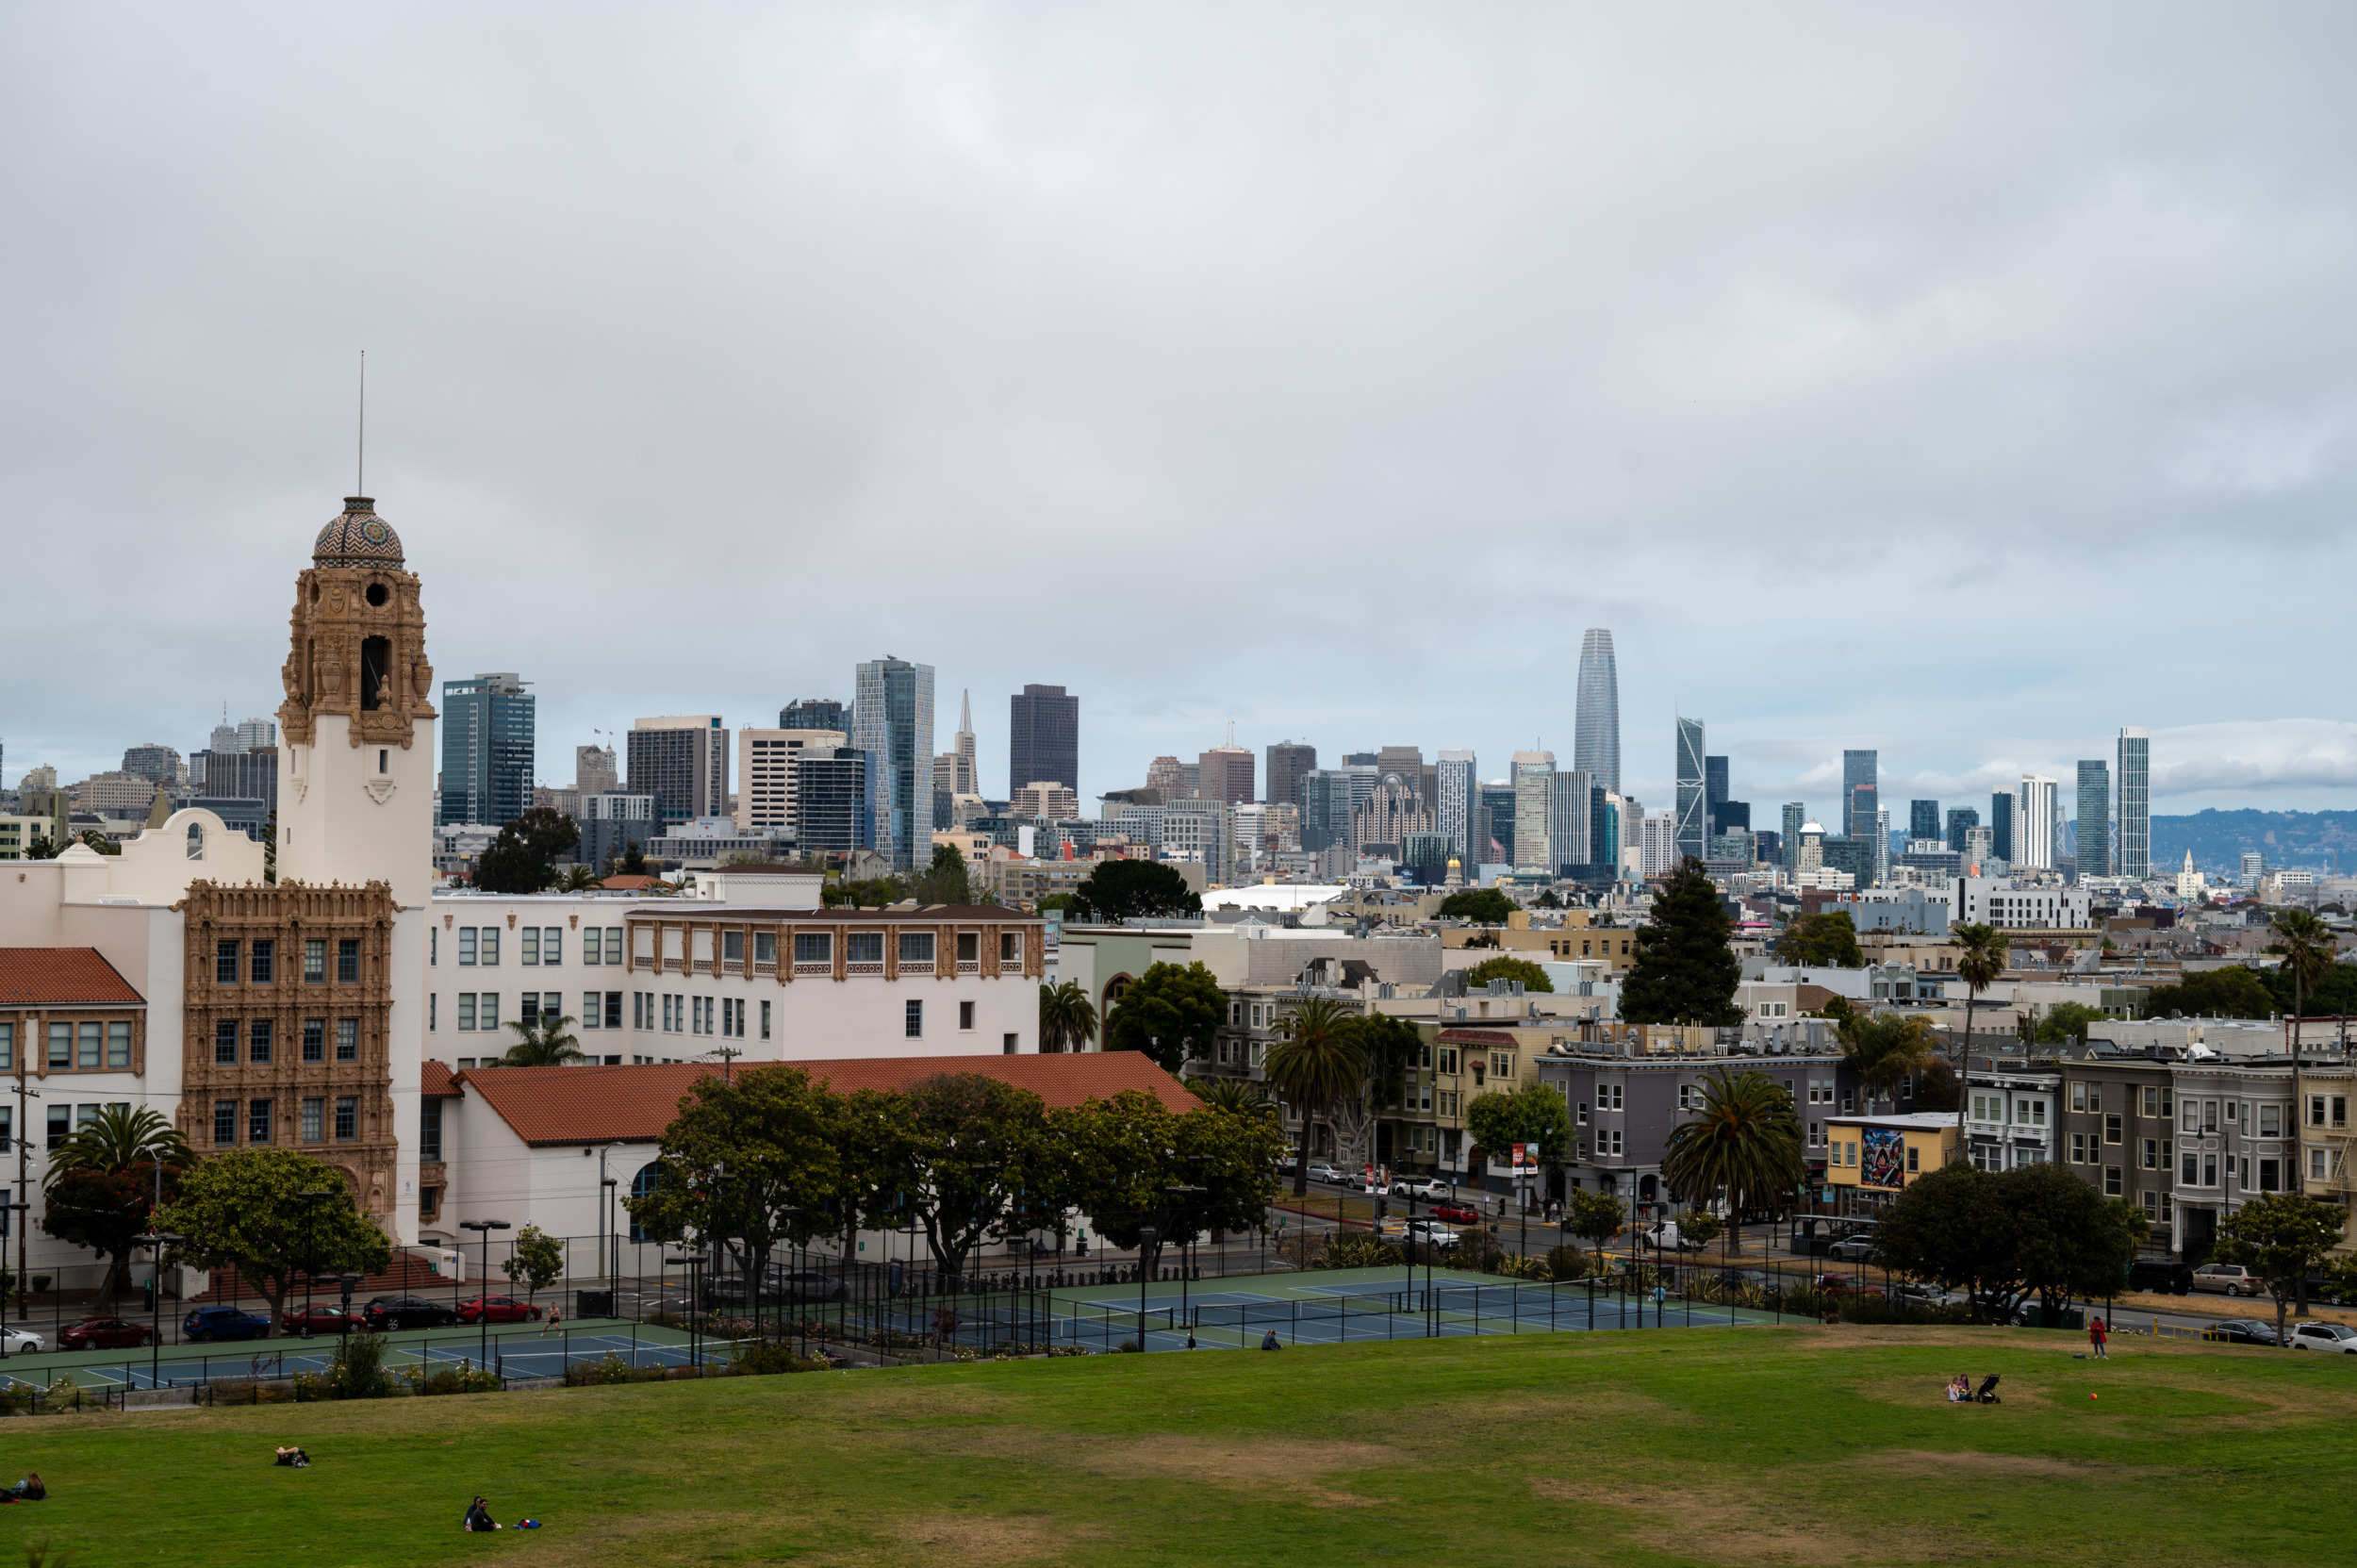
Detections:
[177, 881, 402, 1219]
[277, 497, 436, 753]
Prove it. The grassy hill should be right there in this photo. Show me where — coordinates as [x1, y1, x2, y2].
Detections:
[8, 1324, 2357, 1566]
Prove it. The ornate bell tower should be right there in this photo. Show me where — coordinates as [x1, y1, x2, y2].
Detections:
[277, 497, 437, 905]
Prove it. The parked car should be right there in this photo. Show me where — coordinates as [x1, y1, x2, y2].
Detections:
[455, 1295, 542, 1325]
[1, 1327, 45, 1356]
[1308, 1164, 1347, 1184]
[1406, 1221, 1461, 1248]
[1814, 1273, 1884, 1299]
[1887, 1280, 1947, 1308]
[1645, 1223, 1711, 1254]
[182, 1305, 272, 1343]
[279, 1305, 356, 1336]
[361, 1296, 462, 1331]
[60, 1317, 155, 1350]
[2126, 1260, 2193, 1296]
[767, 1269, 850, 1304]
[2290, 1321, 2357, 1353]
[1431, 1203, 1480, 1226]
[2191, 1263, 2264, 1298]
[2205, 1319, 2282, 1345]
[1826, 1235, 1878, 1263]
[1393, 1178, 1451, 1200]
[2010, 1301, 2085, 1329]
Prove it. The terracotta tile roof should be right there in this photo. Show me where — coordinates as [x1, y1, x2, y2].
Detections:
[459, 1051, 1200, 1147]
[0, 949, 144, 1007]
[597, 876, 666, 891]
[420, 1060, 464, 1098]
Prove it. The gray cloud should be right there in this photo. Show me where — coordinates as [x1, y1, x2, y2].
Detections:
[5, 5, 2355, 817]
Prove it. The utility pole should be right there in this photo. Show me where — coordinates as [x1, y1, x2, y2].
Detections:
[14, 1057, 37, 1322]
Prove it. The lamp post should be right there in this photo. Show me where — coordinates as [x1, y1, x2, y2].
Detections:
[337, 1272, 364, 1336]
[1135, 1228, 1158, 1350]
[1162, 1182, 1205, 1331]
[296, 1189, 332, 1339]
[2, 1202, 28, 1323]
[667, 1253, 705, 1369]
[598, 1142, 621, 1307]
[458, 1219, 510, 1371]
[134, 1231, 182, 1391]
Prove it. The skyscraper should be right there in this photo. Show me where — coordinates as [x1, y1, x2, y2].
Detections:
[1673, 719, 1706, 865]
[1008, 684, 1078, 797]
[1264, 741, 1317, 814]
[1548, 768, 1592, 876]
[1300, 766, 1377, 852]
[1479, 783, 1518, 864]
[1513, 751, 1558, 872]
[2118, 727, 2151, 881]
[780, 698, 846, 733]
[628, 714, 729, 828]
[1782, 801, 1805, 874]
[1842, 750, 1878, 850]
[1909, 800, 1940, 845]
[1988, 790, 2015, 864]
[1435, 750, 1477, 859]
[440, 673, 536, 827]
[1574, 629, 1621, 794]
[1945, 807, 1979, 854]
[2017, 775, 2059, 870]
[949, 691, 978, 796]
[852, 657, 935, 871]
[1198, 733, 1255, 804]
[575, 745, 618, 797]
[2076, 761, 2110, 879]
[1705, 755, 1729, 833]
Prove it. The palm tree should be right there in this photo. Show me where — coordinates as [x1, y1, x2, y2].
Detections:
[1659, 1067, 1805, 1261]
[2268, 908, 2336, 1069]
[1037, 981, 1099, 1055]
[502, 1014, 585, 1066]
[1950, 922, 2008, 1144]
[1261, 998, 1366, 1197]
[42, 1105, 193, 1303]
[1192, 1077, 1277, 1121]
[1838, 1011, 1937, 1114]
[556, 864, 603, 893]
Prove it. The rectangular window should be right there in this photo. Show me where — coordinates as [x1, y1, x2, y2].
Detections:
[755, 933, 775, 965]
[457, 993, 476, 1031]
[521, 927, 540, 966]
[305, 939, 326, 982]
[2088, 1085, 2101, 1114]
[0, 1022, 10, 1071]
[250, 1098, 272, 1145]
[605, 928, 622, 965]
[2203, 1100, 2218, 1133]
[2145, 1085, 2161, 1117]
[2313, 1148, 2330, 1180]
[107, 1022, 130, 1068]
[724, 930, 744, 965]
[431, 926, 437, 966]
[420, 1098, 442, 1160]
[334, 1097, 357, 1141]
[957, 932, 979, 964]
[520, 993, 541, 1029]
[2260, 1104, 2282, 1136]
[899, 932, 935, 965]
[582, 993, 602, 1030]
[2070, 1132, 2087, 1163]
[2071, 1081, 2086, 1112]
[847, 933, 882, 964]
[795, 933, 831, 964]
[213, 1100, 237, 1147]
[1002, 932, 1020, 964]
[479, 993, 498, 1032]
[480, 929, 499, 966]
[304, 1019, 325, 1062]
[2337, 1097, 2350, 1130]
[217, 940, 240, 983]
[2314, 1096, 2329, 1128]
[337, 1018, 358, 1062]
[584, 930, 602, 967]
[605, 991, 622, 1030]
[2161, 1086, 2174, 1116]
[459, 928, 478, 966]
[46, 1023, 68, 1069]
[906, 999, 924, 1038]
[1906, 1147, 1920, 1173]
[960, 1000, 976, 1032]
[2142, 1137, 2158, 1169]
[300, 1098, 323, 1142]
[2141, 1190, 2158, 1218]
[2104, 1165, 2122, 1196]
[77, 1022, 100, 1069]
[251, 940, 274, 984]
[2260, 1158, 2281, 1193]
[215, 1020, 238, 1065]
[2105, 1114, 2122, 1145]
[338, 939, 359, 983]
[543, 928, 562, 966]
[2203, 1154, 2218, 1187]
[2181, 1151, 2197, 1185]
[2162, 1192, 2174, 1223]
[249, 1019, 273, 1064]
[759, 999, 769, 1039]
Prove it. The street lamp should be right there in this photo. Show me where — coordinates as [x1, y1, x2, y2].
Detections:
[1162, 1182, 1205, 1330]
[4, 1201, 29, 1323]
[296, 1189, 333, 1338]
[667, 1252, 707, 1369]
[134, 1231, 182, 1391]
[457, 1219, 511, 1371]
[336, 1272, 365, 1335]
[1134, 1228, 1159, 1351]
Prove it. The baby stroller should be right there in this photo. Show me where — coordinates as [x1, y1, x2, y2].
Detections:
[1974, 1375, 2002, 1405]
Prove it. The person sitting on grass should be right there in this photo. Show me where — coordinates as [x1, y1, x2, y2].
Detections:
[1261, 1329, 1282, 1351]
[463, 1496, 501, 1531]
[1946, 1375, 1970, 1402]
[273, 1447, 310, 1468]
[0, 1473, 44, 1502]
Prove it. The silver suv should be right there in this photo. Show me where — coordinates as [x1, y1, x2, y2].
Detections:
[2191, 1263, 2263, 1298]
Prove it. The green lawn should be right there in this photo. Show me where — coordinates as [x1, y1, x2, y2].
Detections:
[3, 1323, 2352, 1566]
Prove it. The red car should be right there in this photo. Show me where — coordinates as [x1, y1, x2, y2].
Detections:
[1431, 1203, 1480, 1226]
[280, 1304, 356, 1336]
[1815, 1273, 1884, 1299]
[455, 1295, 543, 1324]
[59, 1316, 155, 1350]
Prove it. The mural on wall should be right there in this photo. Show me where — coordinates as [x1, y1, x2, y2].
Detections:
[1861, 1127, 1907, 1190]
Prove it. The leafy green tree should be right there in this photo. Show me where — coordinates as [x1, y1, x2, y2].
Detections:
[1037, 980, 1100, 1055]
[1672, 1207, 1723, 1247]
[618, 842, 649, 876]
[1059, 1090, 1287, 1274]
[1101, 961, 1225, 1072]
[1619, 859, 1744, 1026]
[914, 843, 975, 906]
[2219, 1192, 2348, 1345]
[40, 1106, 191, 1304]
[1566, 1188, 1625, 1248]
[157, 1150, 391, 1335]
[1262, 997, 1367, 1197]
[1036, 892, 1078, 915]
[1950, 922, 2008, 1136]
[1839, 1011, 1937, 1112]
[501, 1225, 566, 1312]
[1465, 1081, 1574, 1172]
[75, 829, 122, 856]
[1462, 955, 1554, 994]
[2033, 1001, 2107, 1047]
[1877, 1161, 2147, 1324]
[472, 806, 582, 893]
[502, 1013, 585, 1066]
[823, 877, 906, 909]
[1772, 911, 1862, 966]
[1068, 859, 1202, 924]
[1439, 888, 1515, 925]
[2142, 965, 2275, 1020]
[1659, 1067, 1805, 1258]
[867, 1073, 1054, 1277]
[2267, 909, 2339, 1064]
[1875, 1164, 2012, 1312]
[2004, 1162, 2149, 1322]
[1352, 1013, 1426, 1115]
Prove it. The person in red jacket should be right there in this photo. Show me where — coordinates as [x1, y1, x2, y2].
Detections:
[2088, 1316, 2109, 1360]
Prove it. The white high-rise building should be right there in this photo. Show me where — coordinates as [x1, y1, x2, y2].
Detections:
[1511, 751, 1556, 873]
[2017, 775, 2059, 870]
[2118, 727, 2151, 881]
[1574, 630, 1620, 795]
[1435, 751, 1478, 860]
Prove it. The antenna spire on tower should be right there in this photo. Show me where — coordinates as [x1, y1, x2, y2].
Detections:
[356, 350, 367, 494]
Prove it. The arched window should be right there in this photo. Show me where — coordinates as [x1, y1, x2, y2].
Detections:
[628, 1163, 663, 1244]
[360, 635, 391, 711]
[186, 823, 205, 861]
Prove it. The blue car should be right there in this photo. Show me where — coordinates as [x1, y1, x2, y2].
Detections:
[183, 1305, 272, 1343]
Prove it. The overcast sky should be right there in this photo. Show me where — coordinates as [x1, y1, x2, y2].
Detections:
[7, 5, 2354, 824]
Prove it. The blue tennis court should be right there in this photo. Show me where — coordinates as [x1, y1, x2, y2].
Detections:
[12, 1325, 710, 1392]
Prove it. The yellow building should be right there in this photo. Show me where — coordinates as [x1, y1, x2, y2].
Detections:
[1821, 1112, 1960, 1210]
[1440, 910, 1635, 971]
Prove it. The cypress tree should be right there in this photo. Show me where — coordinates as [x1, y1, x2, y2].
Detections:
[1620, 857, 1744, 1026]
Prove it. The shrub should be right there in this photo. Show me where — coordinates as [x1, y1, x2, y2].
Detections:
[729, 1340, 822, 1377]
[565, 1353, 635, 1387]
[1544, 1245, 1587, 1281]
[1490, 1253, 1551, 1280]
[1450, 1230, 1509, 1275]
[41, 1375, 84, 1412]
[1314, 1235, 1404, 1271]
[402, 1361, 501, 1396]
[329, 1330, 392, 1399]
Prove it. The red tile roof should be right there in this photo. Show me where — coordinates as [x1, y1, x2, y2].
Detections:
[0, 949, 143, 1007]
[459, 1051, 1200, 1147]
[420, 1060, 464, 1098]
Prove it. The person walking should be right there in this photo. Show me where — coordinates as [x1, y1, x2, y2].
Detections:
[2088, 1316, 2109, 1360]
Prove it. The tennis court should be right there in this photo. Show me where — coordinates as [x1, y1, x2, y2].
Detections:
[8, 1323, 711, 1393]
[1047, 1267, 1778, 1351]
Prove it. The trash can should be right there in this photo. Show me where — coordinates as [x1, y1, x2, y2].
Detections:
[576, 1289, 615, 1320]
